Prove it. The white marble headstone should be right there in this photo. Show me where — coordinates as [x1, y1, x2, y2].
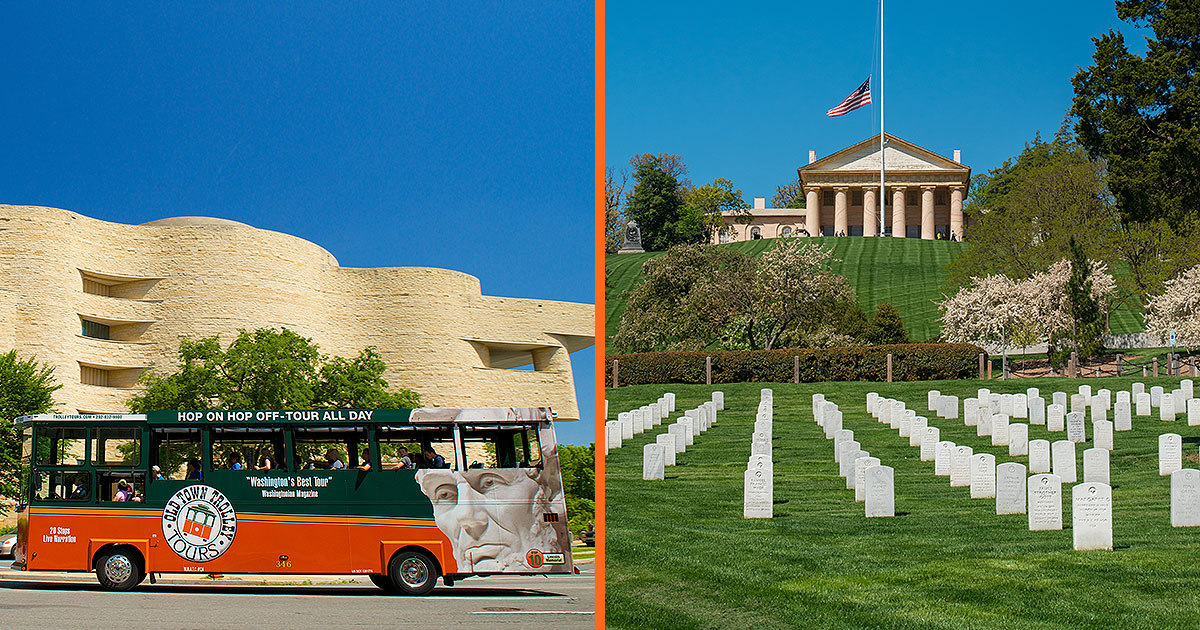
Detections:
[824, 409, 843, 439]
[908, 417, 928, 447]
[833, 429, 854, 463]
[713, 391, 724, 410]
[1189, 398, 1200, 427]
[743, 468, 772, 518]
[964, 397, 979, 427]
[1008, 423, 1029, 456]
[1151, 386, 1163, 407]
[619, 412, 633, 440]
[855, 455, 881, 502]
[996, 462, 1027, 515]
[1029, 439, 1051, 473]
[951, 445, 974, 487]
[643, 443, 666, 480]
[970, 453, 997, 499]
[605, 421, 622, 453]
[1160, 393, 1176, 421]
[1013, 393, 1028, 419]
[991, 414, 1011, 446]
[935, 441, 954, 476]
[656, 433, 676, 466]
[1052, 440, 1077, 483]
[1114, 400, 1132, 431]
[1070, 393, 1086, 414]
[1083, 447, 1110, 484]
[1029, 396, 1046, 425]
[1052, 391, 1067, 409]
[668, 424, 686, 453]
[920, 427, 940, 461]
[1136, 392, 1151, 416]
[1047, 404, 1065, 432]
[1093, 420, 1114, 451]
[1028, 473, 1063, 531]
[1065, 412, 1087, 443]
[838, 440, 861, 478]
[1160, 433, 1182, 476]
[1171, 468, 1200, 527]
[865, 465, 895, 517]
[1072, 482, 1113, 551]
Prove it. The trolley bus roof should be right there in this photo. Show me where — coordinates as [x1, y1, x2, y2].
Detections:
[15, 407, 554, 426]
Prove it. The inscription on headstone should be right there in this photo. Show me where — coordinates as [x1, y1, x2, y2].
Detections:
[1114, 400, 1132, 432]
[1171, 468, 1200, 527]
[1160, 433, 1182, 476]
[743, 468, 772, 518]
[920, 427, 940, 461]
[643, 444, 666, 480]
[951, 445, 974, 487]
[1052, 440, 1077, 483]
[1029, 439, 1052, 473]
[996, 462, 1027, 515]
[1028, 473, 1063, 531]
[1066, 412, 1086, 443]
[935, 441, 954, 476]
[865, 465, 895, 517]
[656, 434, 676, 466]
[1072, 482, 1113, 551]
[970, 453, 997, 499]
[1047, 404, 1065, 432]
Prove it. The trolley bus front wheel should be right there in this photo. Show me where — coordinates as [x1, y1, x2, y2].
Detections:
[386, 550, 439, 595]
[94, 546, 145, 591]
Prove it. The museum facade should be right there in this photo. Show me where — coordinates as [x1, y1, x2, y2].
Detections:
[715, 134, 972, 242]
[0, 205, 593, 420]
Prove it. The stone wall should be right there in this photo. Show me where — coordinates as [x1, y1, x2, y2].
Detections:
[0, 205, 593, 420]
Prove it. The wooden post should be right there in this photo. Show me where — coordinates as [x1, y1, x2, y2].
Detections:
[886, 353, 893, 383]
[987, 360, 992, 380]
[1143, 365, 1148, 377]
[793, 355, 799, 384]
[612, 359, 619, 388]
[979, 353, 985, 380]
[1117, 354, 1123, 377]
[706, 356, 712, 385]
[1154, 357, 1159, 378]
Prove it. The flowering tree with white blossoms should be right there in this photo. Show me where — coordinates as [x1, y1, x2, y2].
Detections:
[1144, 264, 1200, 348]
[939, 257, 1116, 365]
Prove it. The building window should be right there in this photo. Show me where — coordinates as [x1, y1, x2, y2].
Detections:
[750, 227, 762, 239]
[823, 190, 835, 206]
[81, 319, 111, 340]
[936, 189, 948, 205]
[852, 190, 863, 206]
[908, 190, 919, 206]
[780, 227, 792, 238]
[81, 365, 109, 387]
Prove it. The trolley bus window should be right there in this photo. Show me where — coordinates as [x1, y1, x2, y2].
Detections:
[460, 425, 542, 469]
[20, 428, 33, 502]
[91, 427, 140, 466]
[293, 426, 366, 470]
[33, 471, 92, 502]
[377, 425, 457, 469]
[211, 427, 285, 471]
[36, 427, 87, 467]
[96, 470, 146, 502]
[151, 427, 202, 479]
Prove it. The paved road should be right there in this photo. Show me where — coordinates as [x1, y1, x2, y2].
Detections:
[0, 565, 595, 629]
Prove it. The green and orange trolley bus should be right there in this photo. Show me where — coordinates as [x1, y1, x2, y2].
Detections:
[12, 406, 574, 594]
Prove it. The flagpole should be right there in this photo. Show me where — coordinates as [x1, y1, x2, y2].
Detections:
[879, 0, 885, 236]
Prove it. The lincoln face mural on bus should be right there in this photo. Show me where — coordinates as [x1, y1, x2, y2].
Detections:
[411, 407, 571, 573]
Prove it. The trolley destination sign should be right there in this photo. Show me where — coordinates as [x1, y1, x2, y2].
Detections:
[150, 409, 411, 424]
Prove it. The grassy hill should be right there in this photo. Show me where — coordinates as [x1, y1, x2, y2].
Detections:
[605, 237, 1145, 350]
[605, 377, 1200, 629]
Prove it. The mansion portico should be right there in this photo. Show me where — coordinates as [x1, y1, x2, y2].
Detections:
[716, 134, 972, 242]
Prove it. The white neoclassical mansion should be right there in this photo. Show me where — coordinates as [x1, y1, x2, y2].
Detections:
[715, 133, 972, 243]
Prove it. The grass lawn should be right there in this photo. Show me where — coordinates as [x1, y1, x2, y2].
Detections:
[604, 377, 1200, 629]
[605, 238, 1147, 349]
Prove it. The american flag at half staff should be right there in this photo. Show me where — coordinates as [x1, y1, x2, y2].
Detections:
[826, 77, 872, 117]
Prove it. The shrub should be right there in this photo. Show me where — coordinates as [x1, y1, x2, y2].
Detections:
[606, 343, 985, 386]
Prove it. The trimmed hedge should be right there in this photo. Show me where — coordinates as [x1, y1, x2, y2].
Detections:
[606, 343, 986, 387]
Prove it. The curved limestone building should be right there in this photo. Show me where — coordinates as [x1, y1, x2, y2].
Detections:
[0, 205, 594, 420]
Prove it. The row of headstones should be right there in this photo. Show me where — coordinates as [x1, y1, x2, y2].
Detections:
[744, 389, 775, 518]
[604, 393, 676, 455]
[816, 393, 894, 517]
[642, 392, 725, 480]
[871, 392, 1117, 548]
[933, 382, 1198, 432]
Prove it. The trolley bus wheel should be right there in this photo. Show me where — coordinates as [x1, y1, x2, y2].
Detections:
[368, 573, 396, 592]
[95, 548, 144, 591]
[386, 550, 438, 596]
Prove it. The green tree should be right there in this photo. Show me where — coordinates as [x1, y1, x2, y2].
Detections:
[557, 443, 595, 533]
[129, 328, 420, 412]
[0, 351, 62, 505]
[867, 302, 909, 345]
[613, 240, 857, 352]
[771, 176, 807, 209]
[1048, 238, 1107, 366]
[624, 154, 710, 251]
[685, 177, 750, 236]
[605, 168, 627, 254]
[1072, 0, 1200, 226]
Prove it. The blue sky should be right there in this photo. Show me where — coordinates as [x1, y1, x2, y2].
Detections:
[0, 3, 596, 445]
[606, 0, 1145, 199]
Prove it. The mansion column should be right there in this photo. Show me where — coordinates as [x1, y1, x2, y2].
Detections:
[921, 186, 936, 240]
[950, 186, 964, 240]
[805, 188, 819, 237]
[892, 186, 906, 238]
[834, 187, 848, 237]
[863, 187, 877, 237]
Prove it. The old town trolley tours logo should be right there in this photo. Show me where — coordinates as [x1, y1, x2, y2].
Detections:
[162, 485, 237, 562]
